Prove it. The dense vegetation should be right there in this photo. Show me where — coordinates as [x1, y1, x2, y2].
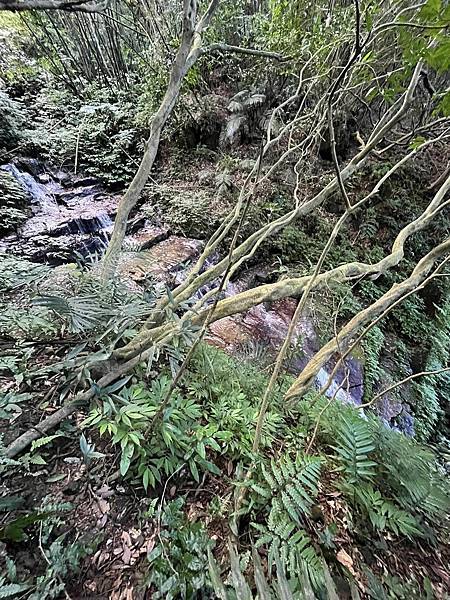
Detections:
[0, 0, 449, 598]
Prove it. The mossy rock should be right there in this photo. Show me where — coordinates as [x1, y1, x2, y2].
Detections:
[0, 169, 30, 233]
[150, 189, 230, 238]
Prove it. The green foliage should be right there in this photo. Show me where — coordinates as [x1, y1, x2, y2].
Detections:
[149, 187, 228, 238]
[342, 482, 423, 538]
[299, 396, 450, 535]
[332, 415, 377, 483]
[79, 433, 104, 466]
[413, 298, 450, 442]
[208, 544, 305, 600]
[373, 424, 450, 519]
[252, 453, 323, 523]
[30, 434, 64, 453]
[0, 170, 30, 233]
[0, 512, 51, 543]
[27, 501, 93, 600]
[0, 254, 50, 292]
[0, 500, 95, 600]
[362, 326, 385, 401]
[252, 509, 324, 591]
[187, 345, 287, 458]
[250, 453, 324, 588]
[0, 91, 25, 156]
[84, 377, 221, 489]
[0, 391, 29, 421]
[0, 255, 58, 339]
[145, 498, 213, 599]
[0, 255, 153, 341]
[25, 86, 144, 185]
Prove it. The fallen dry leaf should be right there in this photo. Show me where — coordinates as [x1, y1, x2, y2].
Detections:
[98, 498, 110, 514]
[336, 548, 357, 577]
[122, 545, 132, 565]
[96, 484, 114, 499]
[121, 530, 132, 547]
[97, 513, 108, 528]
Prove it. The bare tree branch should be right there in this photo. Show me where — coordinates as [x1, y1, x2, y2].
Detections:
[0, 0, 107, 12]
[285, 236, 450, 400]
[202, 43, 288, 61]
[361, 366, 450, 409]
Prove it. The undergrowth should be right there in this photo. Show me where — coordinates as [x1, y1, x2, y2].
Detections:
[1, 254, 449, 598]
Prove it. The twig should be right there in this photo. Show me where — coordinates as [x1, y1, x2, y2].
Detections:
[360, 366, 450, 409]
[202, 43, 289, 62]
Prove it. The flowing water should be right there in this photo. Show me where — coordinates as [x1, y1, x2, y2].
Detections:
[0, 160, 116, 263]
[1, 158, 365, 409]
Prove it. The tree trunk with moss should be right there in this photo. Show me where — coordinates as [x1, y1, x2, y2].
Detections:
[101, 0, 221, 280]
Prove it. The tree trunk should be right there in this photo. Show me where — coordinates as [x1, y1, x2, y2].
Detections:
[101, 0, 221, 279]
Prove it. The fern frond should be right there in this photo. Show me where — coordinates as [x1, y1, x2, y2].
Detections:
[254, 453, 324, 523]
[30, 433, 63, 452]
[333, 415, 377, 483]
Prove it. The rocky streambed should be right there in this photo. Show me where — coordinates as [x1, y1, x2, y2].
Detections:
[1, 158, 415, 433]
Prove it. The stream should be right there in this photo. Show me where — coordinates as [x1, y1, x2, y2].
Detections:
[1, 158, 415, 432]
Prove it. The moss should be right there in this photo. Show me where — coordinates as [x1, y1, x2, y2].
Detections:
[0, 169, 30, 234]
[149, 189, 231, 238]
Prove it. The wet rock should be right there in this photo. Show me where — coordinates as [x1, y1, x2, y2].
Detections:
[70, 175, 99, 188]
[56, 185, 103, 204]
[13, 157, 44, 177]
[49, 213, 113, 237]
[373, 351, 416, 436]
[125, 225, 170, 250]
[331, 355, 365, 405]
[117, 236, 203, 284]
[207, 316, 251, 350]
[209, 288, 364, 407]
[0, 161, 117, 263]
[2, 162, 59, 209]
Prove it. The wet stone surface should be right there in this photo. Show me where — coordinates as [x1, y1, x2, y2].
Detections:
[0, 159, 117, 263]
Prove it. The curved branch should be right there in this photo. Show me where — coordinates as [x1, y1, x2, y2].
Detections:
[285, 237, 450, 400]
[361, 365, 450, 409]
[0, 0, 107, 11]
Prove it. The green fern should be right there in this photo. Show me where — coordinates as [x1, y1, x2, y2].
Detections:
[208, 545, 299, 599]
[0, 581, 32, 598]
[252, 501, 324, 590]
[342, 482, 423, 538]
[30, 434, 64, 453]
[374, 425, 450, 519]
[332, 415, 377, 483]
[207, 543, 342, 599]
[253, 453, 323, 523]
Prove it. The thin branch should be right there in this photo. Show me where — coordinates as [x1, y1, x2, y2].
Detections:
[0, 0, 107, 11]
[203, 43, 288, 61]
[361, 366, 450, 408]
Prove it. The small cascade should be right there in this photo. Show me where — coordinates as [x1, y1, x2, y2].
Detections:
[0, 159, 118, 264]
[1, 163, 60, 211]
[50, 212, 114, 236]
[315, 367, 360, 406]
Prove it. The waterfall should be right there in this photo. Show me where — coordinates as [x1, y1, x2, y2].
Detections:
[1, 163, 59, 211]
[0, 159, 118, 263]
[315, 367, 360, 406]
[97, 212, 113, 230]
